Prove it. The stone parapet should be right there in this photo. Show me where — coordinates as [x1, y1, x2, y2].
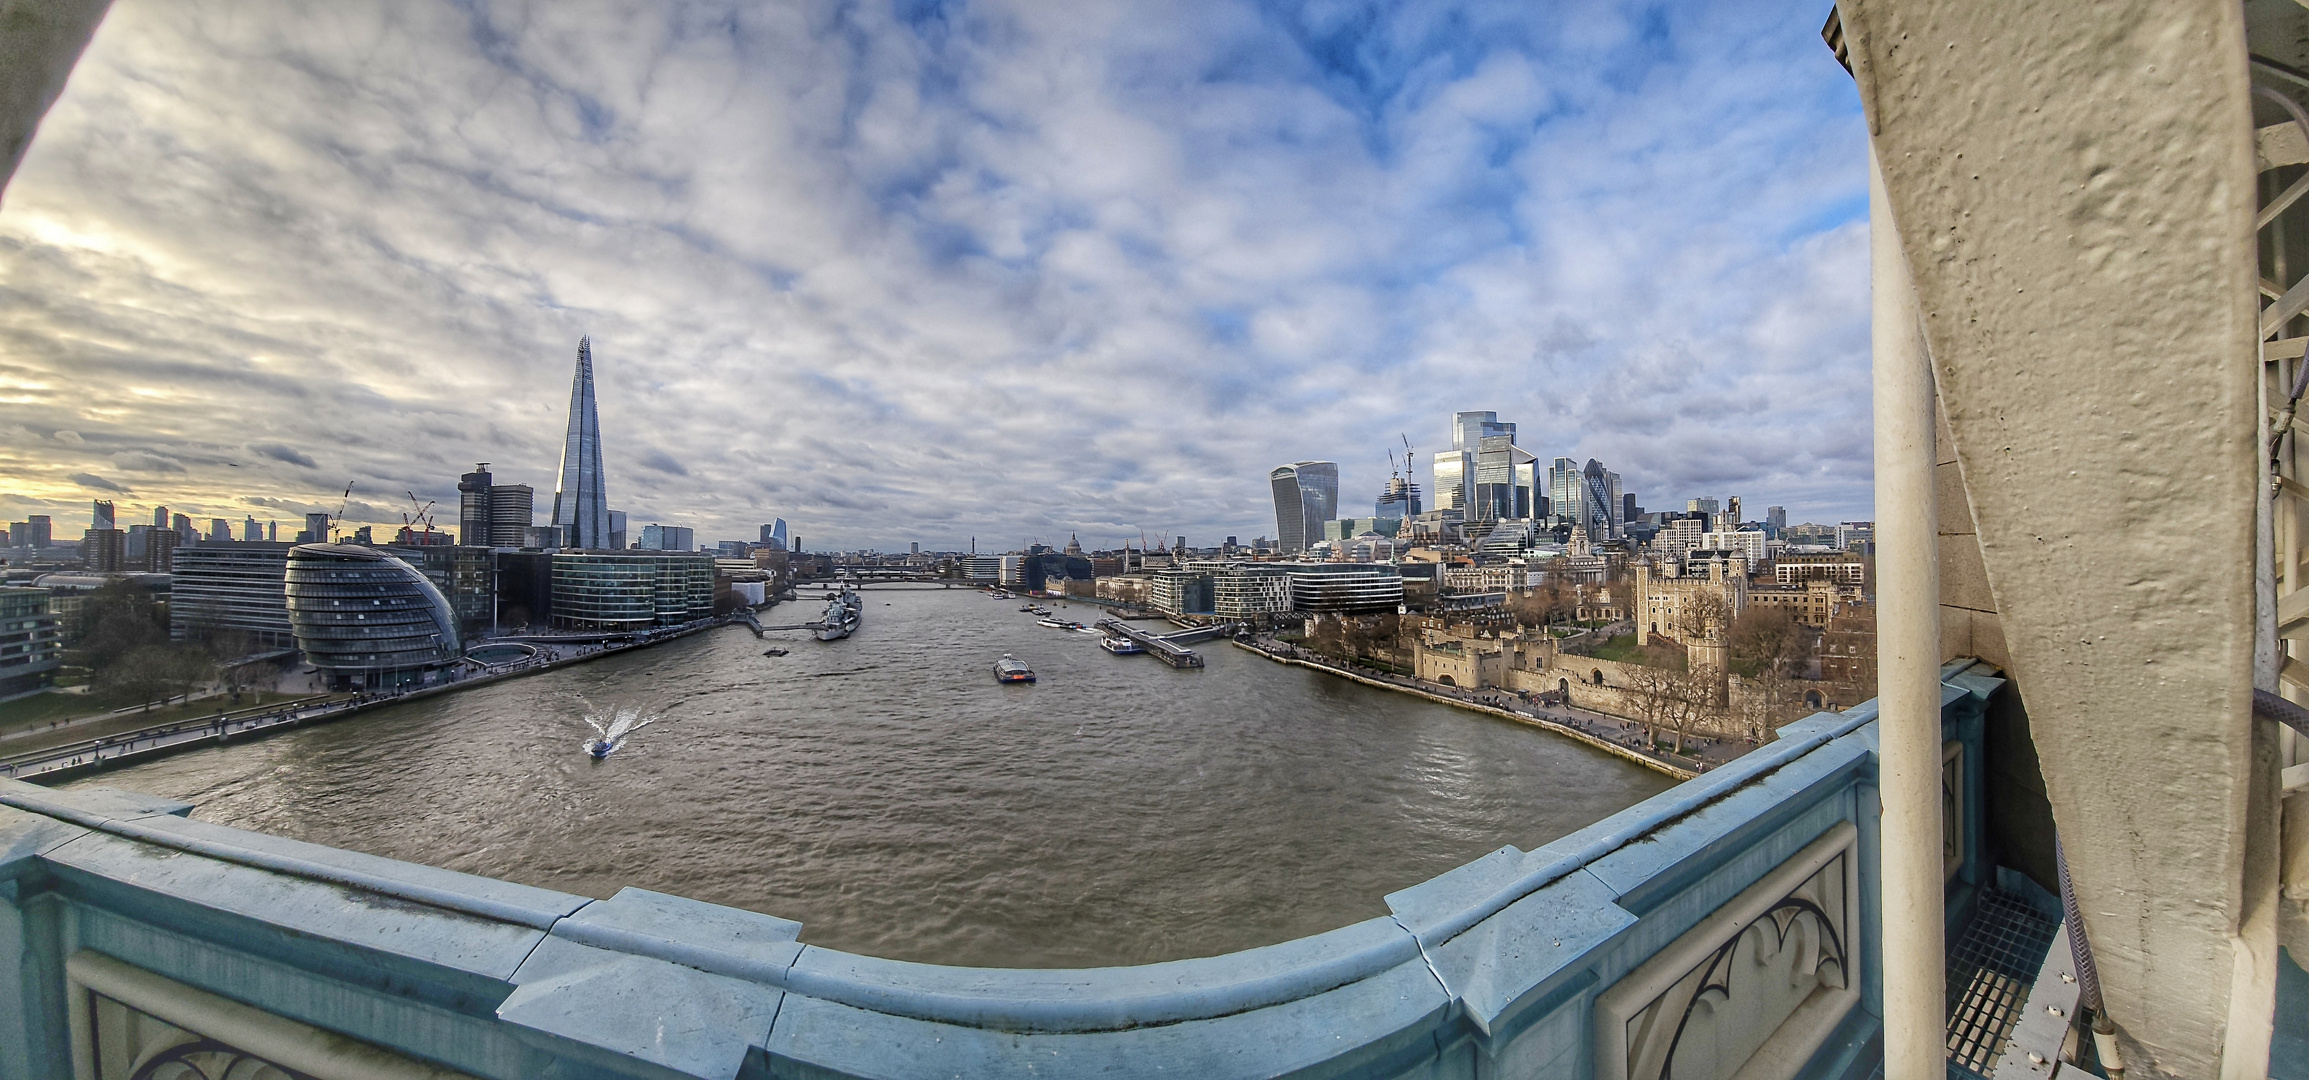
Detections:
[0, 670, 2005, 1079]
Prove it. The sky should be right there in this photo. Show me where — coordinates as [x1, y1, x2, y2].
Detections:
[0, 0, 1869, 552]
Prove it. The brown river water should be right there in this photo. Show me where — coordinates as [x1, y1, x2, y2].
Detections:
[68, 587, 1673, 968]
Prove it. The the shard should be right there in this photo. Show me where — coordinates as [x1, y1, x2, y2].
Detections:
[551, 336, 612, 550]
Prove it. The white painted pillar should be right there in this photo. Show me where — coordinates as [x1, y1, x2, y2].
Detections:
[1870, 144, 1945, 1080]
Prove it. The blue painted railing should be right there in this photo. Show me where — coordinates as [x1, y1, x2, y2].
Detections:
[0, 664, 2002, 1080]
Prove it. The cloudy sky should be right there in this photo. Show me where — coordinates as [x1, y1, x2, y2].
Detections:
[1, 0, 1867, 552]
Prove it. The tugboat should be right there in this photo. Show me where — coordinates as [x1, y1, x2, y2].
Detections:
[816, 584, 864, 641]
[994, 655, 1036, 684]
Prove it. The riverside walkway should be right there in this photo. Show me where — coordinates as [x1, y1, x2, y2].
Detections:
[0, 614, 735, 783]
[1233, 636, 1758, 779]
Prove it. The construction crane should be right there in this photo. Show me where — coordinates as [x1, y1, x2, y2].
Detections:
[402, 490, 438, 543]
[330, 482, 354, 542]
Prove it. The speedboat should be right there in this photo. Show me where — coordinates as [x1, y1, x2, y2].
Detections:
[1036, 617, 1069, 629]
[1074, 624, 1103, 634]
[1100, 636, 1144, 655]
[1018, 605, 1037, 613]
[588, 739, 614, 759]
[994, 655, 1036, 684]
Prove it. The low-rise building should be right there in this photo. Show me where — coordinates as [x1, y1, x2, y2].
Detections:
[0, 586, 63, 695]
[1774, 552, 1868, 588]
[1095, 574, 1151, 605]
[169, 541, 296, 648]
[1745, 580, 1860, 627]
[1441, 564, 1524, 593]
[1212, 564, 1291, 619]
[1287, 563, 1403, 614]
[283, 544, 462, 691]
[1148, 566, 1215, 617]
[551, 551, 714, 633]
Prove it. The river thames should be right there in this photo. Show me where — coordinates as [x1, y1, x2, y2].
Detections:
[69, 587, 1674, 968]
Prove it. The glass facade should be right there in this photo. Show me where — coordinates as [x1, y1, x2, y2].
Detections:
[169, 542, 296, 647]
[551, 337, 613, 550]
[1268, 461, 1339, 555]
[1285, 563, 1405, 614]
[0, 587, 62, 695]
[283, 544, 461, 689]
[550, 552, 713, 632]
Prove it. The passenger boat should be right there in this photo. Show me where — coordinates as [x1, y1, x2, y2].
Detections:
[994, 655, 1036, 684]
[1100, 636, 1144, 655]
[1018, 605, 1037, 613]
[1036, 617, 1069, 629]
[1074, 625, 1103, 634]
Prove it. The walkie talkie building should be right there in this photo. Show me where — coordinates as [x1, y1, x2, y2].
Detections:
[1268, 461, 1338, 554]
[551, 337, 613, 550]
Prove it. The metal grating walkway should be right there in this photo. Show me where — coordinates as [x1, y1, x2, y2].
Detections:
[1944, 885, 2062, 1079]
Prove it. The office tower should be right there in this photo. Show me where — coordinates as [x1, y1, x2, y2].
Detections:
[243, 516, 261, 542]
[1268, 461, 1339, 554]
[911, 542, 921, 555]
[1432, 452, 1465, 511]
[5, 523, 21, 548]
[91, 501, 113, 531]
[26, 516, 49, 548]
[551, 336, 612, 550]
[151, 506, 166, 529]
[1727, 496, 1742, 525]
[266, 521, 277, 541]
[1688, 497, 1720, 516]
[1472, 434, 1536, 521]
[174, 513, 195, 544]
[458, 464, 494, 546]
[1767, 506, 1788, 531]
[302, 512, 331, 544]
[609, 510, 627, 551]
[1551, 459, 1621, 539]
[488, 485, 534, 547]
[1624, 493, 1638, 524]
[210, 518, 229, 542]
[760, 519, 788, 550]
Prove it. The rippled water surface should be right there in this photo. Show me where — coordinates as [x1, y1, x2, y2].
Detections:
[70, 588, 1674, 967]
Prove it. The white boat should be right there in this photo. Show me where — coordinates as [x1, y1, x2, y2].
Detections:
[1036, 617, 1069, 629]
[1100, 635, 1144, 655]
[1074, 625, 1104, 635]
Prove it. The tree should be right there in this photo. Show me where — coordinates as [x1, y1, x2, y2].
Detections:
[1676, 587, 1734, 646]
[1728, 606, 1813, 679]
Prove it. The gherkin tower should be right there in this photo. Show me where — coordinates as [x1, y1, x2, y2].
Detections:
[551, 337, 612, 549]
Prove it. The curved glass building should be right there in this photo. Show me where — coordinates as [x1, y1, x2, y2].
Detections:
[284, 544, 461, 690]
[1285, 563, 1404, 614]
[1268, 461, 1338, 554]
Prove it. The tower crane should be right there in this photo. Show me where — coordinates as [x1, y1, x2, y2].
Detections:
[331, 482, 354, 542]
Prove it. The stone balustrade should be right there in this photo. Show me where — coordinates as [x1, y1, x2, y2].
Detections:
[0, 662, 2001, 1080]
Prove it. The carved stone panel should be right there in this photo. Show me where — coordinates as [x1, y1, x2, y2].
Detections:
[64, 952, 472, 1080]
[1596, 821, 1861, 1080]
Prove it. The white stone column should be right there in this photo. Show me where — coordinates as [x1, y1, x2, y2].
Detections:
[1870, 143, 1944, 1080]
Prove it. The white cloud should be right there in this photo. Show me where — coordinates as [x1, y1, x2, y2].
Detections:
[0, 0, 1871, 546]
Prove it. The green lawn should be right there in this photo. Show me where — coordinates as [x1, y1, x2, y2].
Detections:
[1585, 633, 1649, 665]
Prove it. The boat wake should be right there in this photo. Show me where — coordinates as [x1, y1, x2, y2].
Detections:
[578, 700, 663, 760]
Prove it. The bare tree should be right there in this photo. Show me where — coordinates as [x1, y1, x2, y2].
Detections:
[1676, 588, 1734, 646]
[1729, 606, 1812, 678]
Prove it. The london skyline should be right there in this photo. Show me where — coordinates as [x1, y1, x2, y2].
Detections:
[0, 1, 1870, 550]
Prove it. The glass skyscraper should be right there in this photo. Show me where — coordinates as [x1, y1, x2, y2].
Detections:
[551, 337, 613, 550]
[1268, 461, 1339, 555]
